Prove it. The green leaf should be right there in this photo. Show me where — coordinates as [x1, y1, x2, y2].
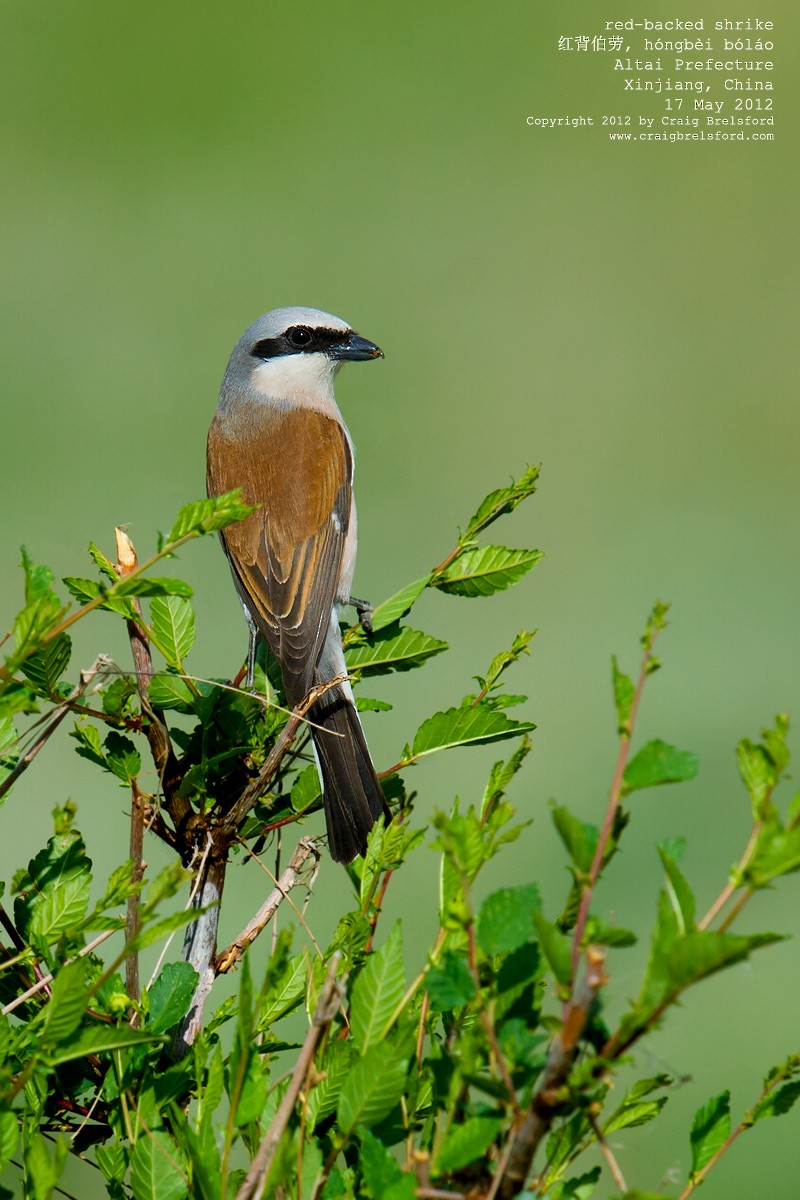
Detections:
[350, 922, 406, 1053]
[355, 696, 393, 713]
[16, 829, 93, 945]
[369, 577, 431, 632]
[0, 716, 19, 794]
[150, 595, 196, 666]
[0, 1111, 18, 1173]
[88, 541, 117, 581]
[41, 960, 87, 1045]
[306, 1040, 355, 1128]
[291, 763, 322, 813]
[464, 464, 540, 538]
[478, 885, 541, 956]
[148, 671, 195, 711]
[737, 718, 790, 818]
[482, 735, 531, 817]
[336, 1037, 410, 1131]
[424, 952, 476, 1011]
[532, 912, 572, 987]
[551, 805, 599, 876]
[436, 1116, 503, 1172]
[128, 907, 205, 954]
[258, 954, 308, 1029]
[359, 1129, 407, 1198]
[604, 1097, 667, 1134]
[62, 575, 136, 618]
[48, 1025, 164, 1064]
[116, 576, 193, 598]
[169, 490, 255, 541]
[147, 962, 199, 1034]
[104, 731, 141, 782]
[345, 625, 448, 675]
[434, 545, 542, 598]
[130, 1130, 188, 1200]
[658, 840, 695, 933]
[622, 739, 699, 797]
[412, 701, 534, 761]
[611, 655, 635, 734]
[21, 633, 72, 697]
[553, 1167, 601, 1200]
[690, 1091, 730, 1175]
[752, 1080, 800, 1122]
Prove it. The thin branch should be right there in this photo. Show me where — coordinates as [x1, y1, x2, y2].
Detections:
[219, 675, 346, 836]
[496, 947, 607, 1200]
[216, 837, 322, 974]
[0, 657, 105, 803]
[115, 528, 189, 840]
[235, 954, 343, 1200]
[567, 632, 660, 1001]
[125, 781, 145, 1009]
[587, 1111, 628, 1193]
[698, 817, 763, 931]
[2, 928, 119, 1016]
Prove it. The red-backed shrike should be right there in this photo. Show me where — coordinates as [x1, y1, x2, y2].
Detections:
[207, 307, 390, 863]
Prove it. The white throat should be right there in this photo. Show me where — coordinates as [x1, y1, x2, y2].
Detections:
[250, 351, 339, 410]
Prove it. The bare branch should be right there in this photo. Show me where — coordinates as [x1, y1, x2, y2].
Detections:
[496, 947, 607, 1200]
[235, 954, 343, 1200]
[219, 675, 346, 836]
[216, 837, 322, 975]
[0, 657, 105, 804]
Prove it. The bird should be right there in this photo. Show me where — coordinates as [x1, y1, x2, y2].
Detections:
[206, 306, 391, 863]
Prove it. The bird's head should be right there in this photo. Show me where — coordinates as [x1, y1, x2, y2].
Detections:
[222, 306, 383, 405]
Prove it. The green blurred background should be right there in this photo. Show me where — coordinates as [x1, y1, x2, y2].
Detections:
[1, 1, 797, 1194]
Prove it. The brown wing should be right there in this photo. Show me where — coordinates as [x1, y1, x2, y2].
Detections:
[207, 403, 351, 702]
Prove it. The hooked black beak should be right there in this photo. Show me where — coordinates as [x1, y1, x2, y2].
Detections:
[331, 332, 384, 362]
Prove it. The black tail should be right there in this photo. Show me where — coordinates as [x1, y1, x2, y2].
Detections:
[310, 685, 391, 863]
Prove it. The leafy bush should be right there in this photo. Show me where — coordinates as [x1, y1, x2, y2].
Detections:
[0, 468, 797, 1199]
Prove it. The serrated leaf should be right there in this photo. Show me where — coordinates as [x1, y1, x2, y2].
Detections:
[412, 701, 535, 760]
[0, 1111, 18, 1173]
[434, 544, 542, 598]
[482, 735, 531, 817]
[258, 954, 308, 1029]
[658, 840, 695, 933]
[355, 696, 393, 713]
[18, 830, 92, 945]
[336, 1038, 409, 1131]
[147, 962, 199, 1034]
[116, 577, 193, 599]
[150, 595, 196, 667]
[345, 625, 448, 675]
[478, 885, 541, 956]
[130, 1130, 188, 1200]
[622, 739, 699, 797]
[21, 634, 72, 697]
[436, 1116, 503, 1172]
[350, 923, 405, 1053]
[369, 577, 432, 632]
[48, 1025, 164, 1065]
[148, 672, 195, 712]
[604, 1097, 667, 1134]
[61, 575, 136, 618]
[611, 655, 634, 734]
[169, 491, 255, 541]
[465, 465, 540, 538]
[551, 805, 599, 875]
[690, 1091, 730, 1175]
[104, 731, 141, 782]
[290, 763, 322, 813]
[41, 960, 87, 1045]
[306, 1040, 355, 1128]
[424, 953, 476, 1012]
[532, 912, 572, 986]
[752, 1079, 800, 1122]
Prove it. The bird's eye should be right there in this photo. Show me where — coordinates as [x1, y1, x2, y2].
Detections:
[286, 326, 314, 348]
